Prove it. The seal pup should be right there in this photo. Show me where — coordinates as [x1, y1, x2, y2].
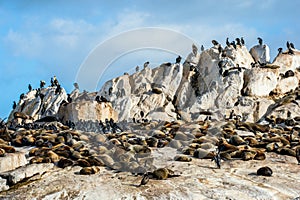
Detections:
[257, 166, 272, 176]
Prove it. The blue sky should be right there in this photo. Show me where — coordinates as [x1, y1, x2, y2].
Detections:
[0, 0, 300, 119]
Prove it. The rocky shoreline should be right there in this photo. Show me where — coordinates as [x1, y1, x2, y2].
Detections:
[1, 38, 300, 199]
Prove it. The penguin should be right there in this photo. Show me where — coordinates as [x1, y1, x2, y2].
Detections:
[135, 66, 140, 72]
[278, 48, 283, 54]
[290, 43, 295, 49]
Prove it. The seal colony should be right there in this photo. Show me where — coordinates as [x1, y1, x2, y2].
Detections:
[1, 36, 300, 198]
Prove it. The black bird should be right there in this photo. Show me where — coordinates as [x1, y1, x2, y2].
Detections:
[100, 96, 108, 102]
[257, 37, 263, 45]
[67, 94, 72, 103]
[230, 41, 236, 49]
[51, 78, 54, 87]
[286, 41, 291, 49]
[95, 95, 100, 102]
[175, 55, 182, 64]
[226, 38, 230, 47]
[28, 84, 32, 91]
[12, 101, 16, 109]
[218, 46, 222, 53]
[200, 45, 205, 51]
[212, 40, 219, 46]
[139, 173, 149, 187]
[55, 84, 61, 95]
[290, 43, 295, 49]
[236, 38, 241, 46]
[20, 93, 25, 100]
[140, 110, 144, 118]
[40, 80, 45, 88]
[241, 37, 245, 45]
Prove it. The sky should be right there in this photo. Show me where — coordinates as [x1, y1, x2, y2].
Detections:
[0, 0, 300, 119]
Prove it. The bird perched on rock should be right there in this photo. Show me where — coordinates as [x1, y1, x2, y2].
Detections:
[12, 101, 16, 109]
[226, 38, 230, 47]
[200, 45, 205, 51]
[28, 84, 32, 91]
[212, 40, 219, 46]
[278, 48, 283, 54]
[40, 80, 46, 88]
[135, 66, 140, 72]
[175, 56, 182, 64]
[236, 38, 241, 46]
[144, 61, 149, 68]
[257, 37, 263, 45]
[241, 37, 245, 46]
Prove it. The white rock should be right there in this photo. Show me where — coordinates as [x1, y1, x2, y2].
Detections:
[0, 152, 27, 173]
[0, 163, 54, 185]
[249, 44, 270, 63]
[0, 177, 9, 192]
[242, 68, 278, 96]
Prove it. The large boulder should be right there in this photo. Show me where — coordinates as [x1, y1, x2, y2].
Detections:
[58, 92, 118, 124]
[8, 86, 67, 121]
[98, 63, 183, 122]
[249, 44, 270, 64]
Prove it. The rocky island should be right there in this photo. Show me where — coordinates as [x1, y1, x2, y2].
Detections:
[0, 37, 300, 200]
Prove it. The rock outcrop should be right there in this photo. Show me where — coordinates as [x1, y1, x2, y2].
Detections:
[97, 41, 300, 123]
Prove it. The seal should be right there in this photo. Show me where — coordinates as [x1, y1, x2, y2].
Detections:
[257, 166, 272, 176]
[296, 146, 300, 164]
